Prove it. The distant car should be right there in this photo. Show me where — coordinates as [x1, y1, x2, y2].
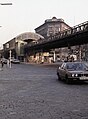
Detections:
[57, 62, 88, 83]
[11, 59, 20, 64]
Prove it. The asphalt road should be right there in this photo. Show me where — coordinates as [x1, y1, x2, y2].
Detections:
[0, 63, 88, 119]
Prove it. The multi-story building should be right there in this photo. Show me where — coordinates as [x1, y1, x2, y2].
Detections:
[35, 17, 71, 39]
[3, 37, 26, 61]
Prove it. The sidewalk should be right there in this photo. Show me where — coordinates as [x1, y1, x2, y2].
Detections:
[23, 62, 62, 67]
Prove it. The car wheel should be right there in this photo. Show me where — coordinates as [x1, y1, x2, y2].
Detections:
[57, 73, 61, 80]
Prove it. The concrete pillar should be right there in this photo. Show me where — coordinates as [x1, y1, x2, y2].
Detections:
[53, 50, 56, 62]
[79, 45, 82, 62]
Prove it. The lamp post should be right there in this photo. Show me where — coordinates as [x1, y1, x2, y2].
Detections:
[0, 2, 12, 66]
[0, 2, 12, 25]
[9, 50, 12, 68]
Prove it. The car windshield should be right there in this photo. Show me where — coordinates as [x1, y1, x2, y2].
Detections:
[66, 63, 88, 71]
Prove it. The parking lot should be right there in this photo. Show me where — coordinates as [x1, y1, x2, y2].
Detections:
[0, 63, 88, 119]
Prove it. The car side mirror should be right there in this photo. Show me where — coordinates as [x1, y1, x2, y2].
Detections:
[62, 67, 66, 70]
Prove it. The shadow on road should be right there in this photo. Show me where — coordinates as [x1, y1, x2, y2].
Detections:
[57, 78, 88, 85]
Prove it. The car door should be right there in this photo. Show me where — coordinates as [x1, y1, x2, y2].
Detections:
[59, 63, 67, 79]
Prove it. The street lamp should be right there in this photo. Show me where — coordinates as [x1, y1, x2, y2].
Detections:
[0, 2, 12, 67]
[0, 3, 12, 5]
[0, 3, 12, 25]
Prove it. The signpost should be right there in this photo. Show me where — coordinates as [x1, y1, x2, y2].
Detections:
[9, 50, 11, 68]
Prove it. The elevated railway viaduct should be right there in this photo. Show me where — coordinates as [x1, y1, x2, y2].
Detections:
[24, 21, 88, 53]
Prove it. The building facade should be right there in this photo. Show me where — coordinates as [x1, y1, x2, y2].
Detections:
[3, 32, 44, 62]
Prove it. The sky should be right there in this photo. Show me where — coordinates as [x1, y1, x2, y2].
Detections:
[0, 0, 88, 48]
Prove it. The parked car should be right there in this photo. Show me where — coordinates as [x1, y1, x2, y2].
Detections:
[11, 59, 20, 64]
[57, 62, 88, 83]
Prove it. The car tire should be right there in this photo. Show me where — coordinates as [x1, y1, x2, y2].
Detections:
[57, 73, 61, 80]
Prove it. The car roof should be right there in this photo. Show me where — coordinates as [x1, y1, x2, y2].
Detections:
[62, 62, 86, 66]
[64, 62, 84, 64]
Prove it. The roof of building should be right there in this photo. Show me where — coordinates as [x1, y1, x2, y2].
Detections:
[4, 32, 44, 45]
[45, 17, 64, 23]
[35, 17, 71, 30]
[15, 32, 44, 41]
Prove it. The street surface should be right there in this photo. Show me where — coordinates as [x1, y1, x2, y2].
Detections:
[0, 63, 88, 119]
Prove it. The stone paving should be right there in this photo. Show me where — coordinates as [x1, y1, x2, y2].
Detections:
[0, 63, 88, 119]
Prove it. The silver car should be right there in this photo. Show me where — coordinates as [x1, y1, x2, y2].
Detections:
[11, 59, 20, 64]
[57, 62, 88, 83]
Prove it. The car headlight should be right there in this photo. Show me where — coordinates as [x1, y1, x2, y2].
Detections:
[72, 74, 78, 77]
[75, 74, 78, 77]
[72, 74, 75, 77]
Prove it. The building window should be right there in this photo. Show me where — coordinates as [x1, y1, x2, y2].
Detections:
[6, 43, 9, 48]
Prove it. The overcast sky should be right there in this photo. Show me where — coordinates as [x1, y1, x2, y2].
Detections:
[0, 0, 88, 47]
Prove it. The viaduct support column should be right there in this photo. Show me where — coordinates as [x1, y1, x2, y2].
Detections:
[53, 50, 56, 62]
[79, 45, 82, 62]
